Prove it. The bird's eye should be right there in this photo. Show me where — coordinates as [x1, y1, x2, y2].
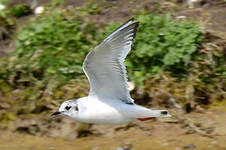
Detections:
[75, 105, 79, 111]
[65, 106, 71, 110]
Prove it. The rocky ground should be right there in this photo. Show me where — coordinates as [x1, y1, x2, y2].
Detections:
[0, 105, 226, 150]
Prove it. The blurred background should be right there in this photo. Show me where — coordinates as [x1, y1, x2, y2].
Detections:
[0, 0, 226, 150]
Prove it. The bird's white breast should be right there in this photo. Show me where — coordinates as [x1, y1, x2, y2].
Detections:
[75, 96, 133, 124]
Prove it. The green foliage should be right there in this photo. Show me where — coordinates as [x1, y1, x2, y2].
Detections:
[7, 13, 204, 91]
[76, 1, 102, 15]
[0, 0, 7, 5]
[0, 4, 14, 26]
[134, 14, 203, 71]
[51, 0, 65, 7]
[8, 9, 98, 86]
[10, 4, 32, 17]
[102, 14, 204, 86]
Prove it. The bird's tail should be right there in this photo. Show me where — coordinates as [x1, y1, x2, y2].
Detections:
[137, 109, 171, 121]
[150, 109, 171, 117]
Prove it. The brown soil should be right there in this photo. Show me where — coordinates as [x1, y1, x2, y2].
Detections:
[0, 106, 226, 150]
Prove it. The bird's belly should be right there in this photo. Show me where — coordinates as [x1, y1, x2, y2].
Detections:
[79, 115, 131, 124]
[77, 103, 133, 124]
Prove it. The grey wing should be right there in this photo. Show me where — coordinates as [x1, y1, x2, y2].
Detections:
[83, 19, 139, 104]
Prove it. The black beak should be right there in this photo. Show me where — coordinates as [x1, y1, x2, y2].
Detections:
[51, 111, 61, 116]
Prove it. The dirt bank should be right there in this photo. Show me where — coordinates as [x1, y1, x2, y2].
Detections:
[1, 106, 226, 150]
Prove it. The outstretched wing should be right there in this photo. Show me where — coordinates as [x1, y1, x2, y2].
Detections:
[83, 19, 139, 104]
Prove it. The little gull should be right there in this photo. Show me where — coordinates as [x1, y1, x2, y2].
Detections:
[51, 18, 171, 124]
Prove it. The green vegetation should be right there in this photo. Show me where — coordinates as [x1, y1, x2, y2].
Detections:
[10, 4, 32, 17]
[0, 2, 31, 26]
[0, 1, 14, 26]
[102, 14, 204, 86]
[8, 9, 99, 87]
[135, 14, 203, 69]
[7, 12, 205, 90]
[76, 1, 102, 15]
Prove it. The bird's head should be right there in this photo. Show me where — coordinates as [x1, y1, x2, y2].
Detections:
[51, 100, 79, 118]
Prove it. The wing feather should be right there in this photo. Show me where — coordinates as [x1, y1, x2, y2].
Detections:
[83, 19, 139, 104]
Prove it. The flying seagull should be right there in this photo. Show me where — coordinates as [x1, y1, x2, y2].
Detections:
[51, 18, 171, 124]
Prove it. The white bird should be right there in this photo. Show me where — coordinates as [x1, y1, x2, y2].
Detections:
[51, 18, 171, 124]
